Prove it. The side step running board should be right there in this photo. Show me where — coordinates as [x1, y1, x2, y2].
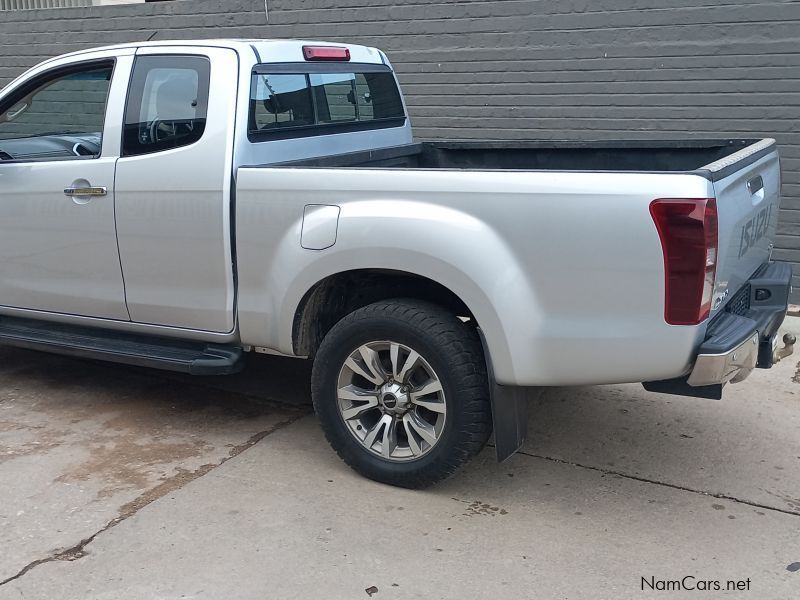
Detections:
[0, 316, 244, 375]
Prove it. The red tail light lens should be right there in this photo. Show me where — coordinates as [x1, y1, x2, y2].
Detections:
[650, 198, 718, 325]
[302, 46, 351, 61]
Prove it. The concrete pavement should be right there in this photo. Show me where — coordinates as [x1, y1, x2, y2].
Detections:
[0, 350, 308, 586]
[1, 321, 799, 599]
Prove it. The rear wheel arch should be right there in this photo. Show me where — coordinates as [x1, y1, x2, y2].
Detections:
[292, 268, 475, 358]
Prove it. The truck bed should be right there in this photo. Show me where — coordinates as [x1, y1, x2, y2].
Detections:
[268, 138, 770, 180]
[238, 136, 780, 386]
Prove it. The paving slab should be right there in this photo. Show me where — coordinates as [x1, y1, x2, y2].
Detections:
[3, 417, 798, 600]
[1, 321, 800, 598]
[523, 351, 800, 515]
[0, 349, 308, 584]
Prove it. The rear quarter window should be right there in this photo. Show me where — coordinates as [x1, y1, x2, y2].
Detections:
[249, 64, 405, 140]
[122, 55, 210, 157]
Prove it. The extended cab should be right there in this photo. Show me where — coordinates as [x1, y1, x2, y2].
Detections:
[0, 40, 792, 487]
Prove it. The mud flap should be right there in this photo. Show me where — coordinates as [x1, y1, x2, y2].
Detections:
[490, 382, 532, 461]
[477, 328, 533, 462]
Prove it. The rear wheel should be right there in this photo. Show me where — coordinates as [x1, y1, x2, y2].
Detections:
[311, 299, 492, 488]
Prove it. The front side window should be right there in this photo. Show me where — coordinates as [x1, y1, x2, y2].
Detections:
[0, 62, 113, 161]
[123, 56, 210, 157]
[249, 66, 405, 139]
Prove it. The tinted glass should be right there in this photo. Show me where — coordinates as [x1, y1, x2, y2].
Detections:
[123, 56, 210, 157]
[250, 74, 314, 130]
[0, 64, 112, 158]
[354, 73, 374, 120]
[312, 72, 405, 123]
[310, 73, 357, 123]
[248, 68, 405, 137]
[361, 72, 405, 120]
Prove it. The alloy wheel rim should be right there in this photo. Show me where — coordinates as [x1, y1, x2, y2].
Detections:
[336, 341, 446, 461]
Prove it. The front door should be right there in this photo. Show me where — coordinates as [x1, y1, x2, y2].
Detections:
[0, 57, 130, 320]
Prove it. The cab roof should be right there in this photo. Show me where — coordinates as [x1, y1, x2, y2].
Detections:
[39, 39, 387, 67]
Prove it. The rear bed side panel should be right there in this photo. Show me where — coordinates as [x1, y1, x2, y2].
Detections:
[235, 168, 713, 387]
[707, 146, 782, 316]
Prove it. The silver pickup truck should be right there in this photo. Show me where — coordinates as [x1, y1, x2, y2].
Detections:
[0, 39, 792, 488]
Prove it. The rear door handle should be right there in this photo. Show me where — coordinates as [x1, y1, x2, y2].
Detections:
[64, 186, 107, 197]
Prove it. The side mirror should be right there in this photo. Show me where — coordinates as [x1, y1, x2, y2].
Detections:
[5, 101, 29, 122]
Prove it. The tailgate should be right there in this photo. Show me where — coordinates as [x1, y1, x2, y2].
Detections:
[707, 139, 782, 315]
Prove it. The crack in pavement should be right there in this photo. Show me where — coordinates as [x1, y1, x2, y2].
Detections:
[513, 448, 800, 518]
[5, 419, 793, 588]
[0, 412, 307, 588]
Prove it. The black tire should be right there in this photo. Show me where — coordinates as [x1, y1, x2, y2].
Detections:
[311, 299, 492, 488]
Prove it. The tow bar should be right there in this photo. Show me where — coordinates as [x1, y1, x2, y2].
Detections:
[774, 333, 796, 363]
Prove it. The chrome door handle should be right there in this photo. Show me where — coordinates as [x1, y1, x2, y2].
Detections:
[64, 186, 107, 197]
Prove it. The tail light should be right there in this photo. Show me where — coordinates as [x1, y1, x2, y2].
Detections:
[302, 46, 351, 61]
[650, 198, 718, 325]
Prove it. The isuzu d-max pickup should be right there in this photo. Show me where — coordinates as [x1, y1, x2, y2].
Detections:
[0, 40, 793, 487]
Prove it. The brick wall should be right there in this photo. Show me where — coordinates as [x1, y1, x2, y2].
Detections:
[1, 0, 800, 296]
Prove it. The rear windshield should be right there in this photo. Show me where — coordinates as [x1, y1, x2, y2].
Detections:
[249, 64, 405, 140]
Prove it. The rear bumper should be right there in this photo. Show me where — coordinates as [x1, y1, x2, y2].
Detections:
[644, 261, 793, 399]
[687, 327, 760, 387]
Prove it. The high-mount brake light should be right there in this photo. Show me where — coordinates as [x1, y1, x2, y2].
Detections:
[650, 198, 718, 326]
[302, 46, 351, 61]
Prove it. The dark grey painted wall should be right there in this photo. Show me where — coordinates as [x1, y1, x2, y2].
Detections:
[1, 0, 800, 297]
